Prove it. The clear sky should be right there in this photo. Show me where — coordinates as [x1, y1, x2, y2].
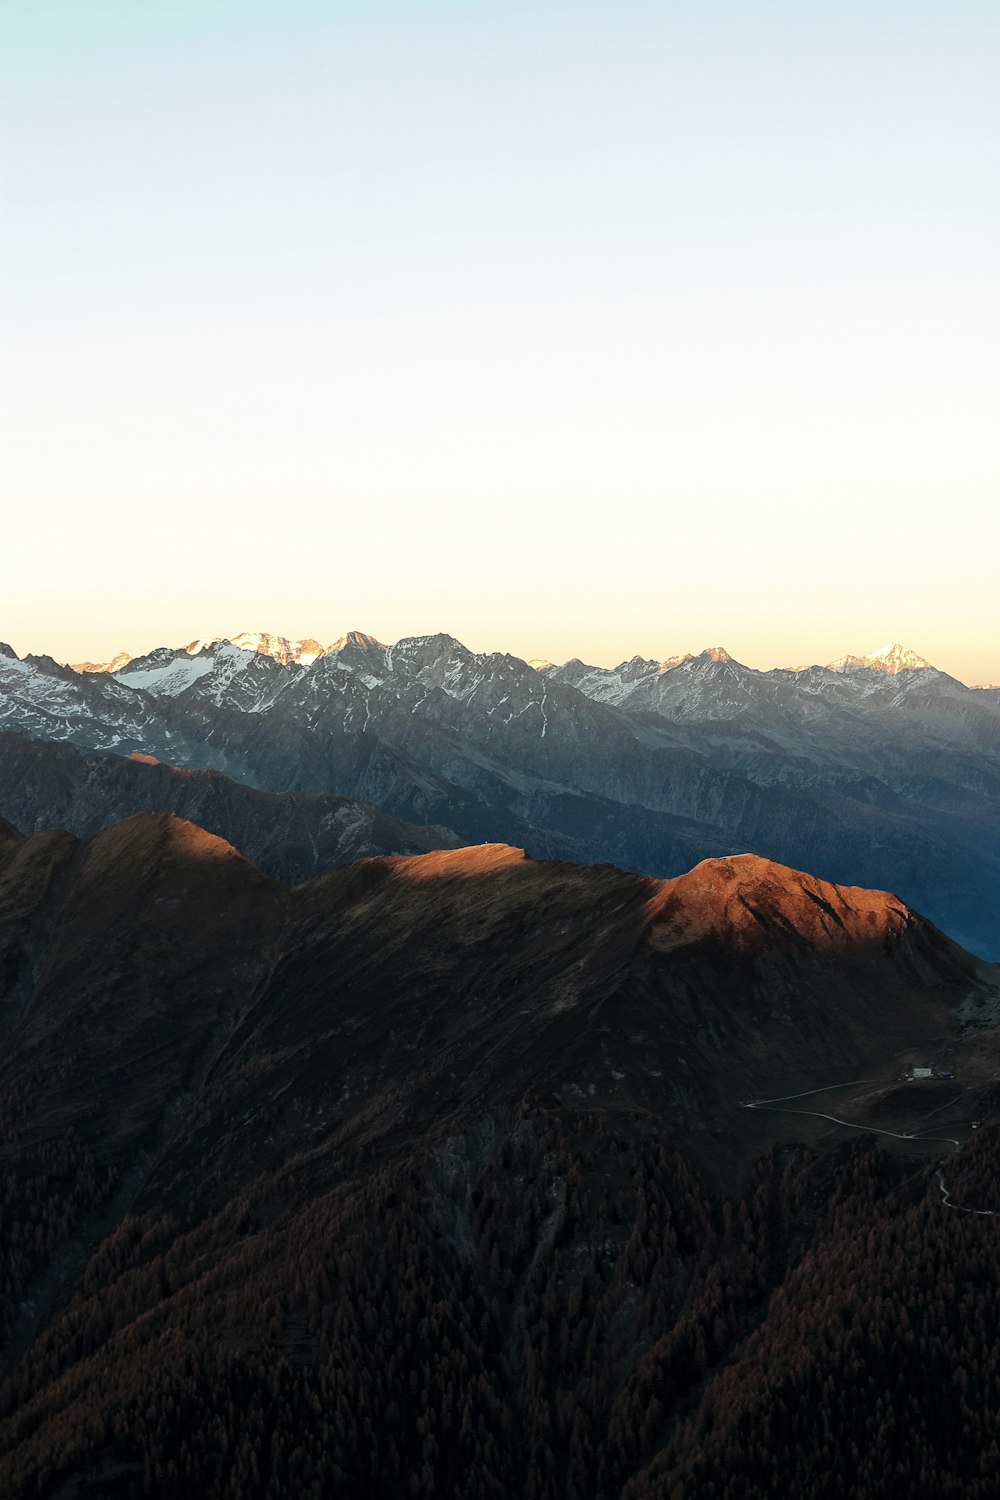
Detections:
[2, 1, 998, 682]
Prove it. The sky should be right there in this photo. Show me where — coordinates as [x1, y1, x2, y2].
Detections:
[1, 1, 998, 682]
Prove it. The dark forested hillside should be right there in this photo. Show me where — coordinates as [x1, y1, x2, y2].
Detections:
[1, 816, 999, 1498]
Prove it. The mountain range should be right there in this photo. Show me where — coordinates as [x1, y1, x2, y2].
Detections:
[61, 634, 968, 681]
[2, 813, 999, 1497]
[1, 631, 998, 957]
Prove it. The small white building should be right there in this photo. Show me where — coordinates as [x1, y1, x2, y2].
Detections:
[911, 1067, 933, 1080]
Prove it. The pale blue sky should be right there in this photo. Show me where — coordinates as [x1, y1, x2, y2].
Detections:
[2, 2, 998, 679]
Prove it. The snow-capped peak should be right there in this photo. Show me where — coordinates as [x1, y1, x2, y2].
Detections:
[116, 649, 217, 695]
[229, 631, 326, 666]
[610, 655, 660, 683]
[327, 631, 385, 654]
[685, 646, 734, 667]
[180, 632, 326, 666]
[827, 642, 933, 675]
[70, 650, 134, 675]
[320, 631, 389, 688]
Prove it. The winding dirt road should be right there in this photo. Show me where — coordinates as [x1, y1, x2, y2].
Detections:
[744, 1082, 994, 1217]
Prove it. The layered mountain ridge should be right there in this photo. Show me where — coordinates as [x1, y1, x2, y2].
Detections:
[541, 638, 953, 710]
[0, 732, 464, 879]
[66, 631, 962, 682]
[2, 629, 999, 957]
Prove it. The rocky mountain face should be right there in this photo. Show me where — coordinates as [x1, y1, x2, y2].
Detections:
[69, 649, 133, 675]
[72, 631, 330, 674]
[1, 632, 998, 956]
[826, 641, 933, 675]
[0, 733, 463, 880]
[3, 817, 978, 1187]
[0, 816, 998, 1497]
[543, 639, 967, 720]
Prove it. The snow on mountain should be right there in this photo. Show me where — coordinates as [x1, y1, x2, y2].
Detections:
[319, 632, 490, 705]
[537, 639, 959, 717]
[56, 632, 971, 702]
[605, 648, 766, 720]
[4, 627, 990, 742]
[545, 648, 742, 710]
[71, 650, 134, 674]
[306, 632, 581, 745]
[229, 632, 326, 666]
[181, 632, 326, 666]
[116, 648, 219, 696]
[3, 627, 1000, 956]
[826, 642, 933, 675]
[17, 630, 985, 739]
[73, 632, 328, 676]
[323, 632, 389, 686]
[115, 641, 297, 713]
[0, 646, 150, 751]
[553, 660, 643, 704]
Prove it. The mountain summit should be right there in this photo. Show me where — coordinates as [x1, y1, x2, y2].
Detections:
[3, 627, 1000, 956]
[65, 632, 950, 682]
[827, 642, 933, 675]
[184, 632, 326, 666]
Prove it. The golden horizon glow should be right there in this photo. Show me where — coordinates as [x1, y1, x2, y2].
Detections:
[3, 625, 996, 692]
[2, 5, 997, 685]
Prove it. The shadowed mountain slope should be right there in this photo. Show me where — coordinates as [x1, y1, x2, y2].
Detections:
[0, 820, 984, 1193]
[0, 728, 739, 884]
[0, 732, 471, 877]
[1, 817, 999, 1496]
